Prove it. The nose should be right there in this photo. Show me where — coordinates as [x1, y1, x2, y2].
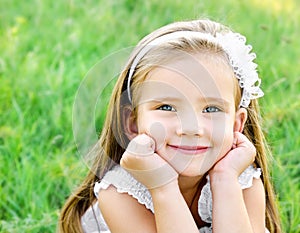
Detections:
[176, 112, 205, 136]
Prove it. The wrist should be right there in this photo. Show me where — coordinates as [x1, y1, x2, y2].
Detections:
[209, 171, 239, 188]
[149, 179, 180, 196]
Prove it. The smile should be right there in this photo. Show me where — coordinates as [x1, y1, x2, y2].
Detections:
[168, 144, 209, 155]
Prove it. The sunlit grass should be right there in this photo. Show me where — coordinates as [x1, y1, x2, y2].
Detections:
[251, 0, 296, 15]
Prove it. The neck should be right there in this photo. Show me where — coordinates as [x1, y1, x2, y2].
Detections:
[178, 175, 210, 228]
[178, 175, 205, 207]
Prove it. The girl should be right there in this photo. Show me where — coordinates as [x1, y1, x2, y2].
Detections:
[59, 19, 281, 233]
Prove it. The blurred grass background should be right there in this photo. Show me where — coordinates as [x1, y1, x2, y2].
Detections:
[0, 0, 299, 232]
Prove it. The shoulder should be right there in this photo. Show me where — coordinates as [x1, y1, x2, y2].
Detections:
[98, 185, 156, 232]
[237, 165, 266, 232]
[241, 166, 265, 210]
[95, 165, 154, 211]
[242, 176, 265, 209]
[242, 177, 266, 231]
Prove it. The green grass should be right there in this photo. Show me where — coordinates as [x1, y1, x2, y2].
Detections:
[0, 0, 299, 232]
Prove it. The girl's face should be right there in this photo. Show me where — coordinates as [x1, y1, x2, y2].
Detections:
[130, 54, 246, 177]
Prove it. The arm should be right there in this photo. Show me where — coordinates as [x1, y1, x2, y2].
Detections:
[209, 132, 266, 233]
[243, 178, 266, 232]
[98, 186, 157, 233]
[210, 173, 265, 233]
[150, 180, 199, 233]
[98, 181, 199, 233]
[119, 134, 199, 233]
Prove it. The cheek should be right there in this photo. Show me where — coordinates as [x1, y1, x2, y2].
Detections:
[149, 122, 167, 151]
[137, 116, 171, 150]
[211, 117, 234, 153]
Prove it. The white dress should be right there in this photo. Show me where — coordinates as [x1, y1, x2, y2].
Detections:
[81, 165, 267, 233]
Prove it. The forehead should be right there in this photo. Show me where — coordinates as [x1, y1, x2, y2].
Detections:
[136, 54, 236, 103]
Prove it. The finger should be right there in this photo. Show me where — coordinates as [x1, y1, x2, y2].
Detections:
[232, 133, 238, 149]
[234, 132, 252, 148]
[126, 134, 155, 156]
[124, 163, 178, 189]
[234, 131, 256, 160]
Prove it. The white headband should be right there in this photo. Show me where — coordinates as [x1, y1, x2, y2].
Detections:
[127, 31, 264, 108]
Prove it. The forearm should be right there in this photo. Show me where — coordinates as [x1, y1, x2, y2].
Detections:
[210, 174, 252, 233]
[150, 180, 199, 233]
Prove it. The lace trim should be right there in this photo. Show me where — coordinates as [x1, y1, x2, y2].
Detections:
[94, 165, 154, 212]
[238, 165, 261, 189]
[198, 165, 261, 224]
[198, 225, 212, 233]
[83, 164, 263, 233]
[81, 202, 110, 233]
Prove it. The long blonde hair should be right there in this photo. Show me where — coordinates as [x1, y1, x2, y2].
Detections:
[59, 19, 281, 233]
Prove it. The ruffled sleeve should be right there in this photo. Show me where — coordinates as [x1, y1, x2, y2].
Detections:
[94, 165, 154, 212]
[238, 165, 261, 189]
[198, 165, 262, 230]
[81, 165, 154, 233]
[81, 202, 110, 233]
[83, 164, 266, 233]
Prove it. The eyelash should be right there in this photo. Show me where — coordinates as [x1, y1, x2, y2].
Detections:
[156, 104, 176, 112]
[202, 106, 222, 113]
[157, 104, 222, 113]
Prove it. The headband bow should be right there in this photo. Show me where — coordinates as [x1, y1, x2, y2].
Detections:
[127, 31, 264, 108]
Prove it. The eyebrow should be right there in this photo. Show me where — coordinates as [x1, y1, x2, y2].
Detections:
[136, 96, 181, 108]
[201, 97, 231, 108]
[202, 97, 230, 103]
[142, 96, 182, 104]
[142, 96, 230, 107]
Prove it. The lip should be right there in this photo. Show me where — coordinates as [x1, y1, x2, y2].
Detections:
[168, 144, 209, 155]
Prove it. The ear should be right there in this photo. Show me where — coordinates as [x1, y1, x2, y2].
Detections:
[234, 108, 248, 132]
[122, 105, 138, 140]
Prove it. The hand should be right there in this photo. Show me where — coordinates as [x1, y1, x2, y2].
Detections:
[120, 134, 178, 189]
[209, 132, 256, 179]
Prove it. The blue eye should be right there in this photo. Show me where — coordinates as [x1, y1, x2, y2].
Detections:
[203, 106, 221, 113]
[157, 104, 176, 112]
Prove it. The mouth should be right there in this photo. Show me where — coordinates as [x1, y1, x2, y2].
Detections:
[168, 144, 209, 155]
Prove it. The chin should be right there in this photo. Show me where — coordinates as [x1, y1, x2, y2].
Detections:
[175, 161, 213, 177]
